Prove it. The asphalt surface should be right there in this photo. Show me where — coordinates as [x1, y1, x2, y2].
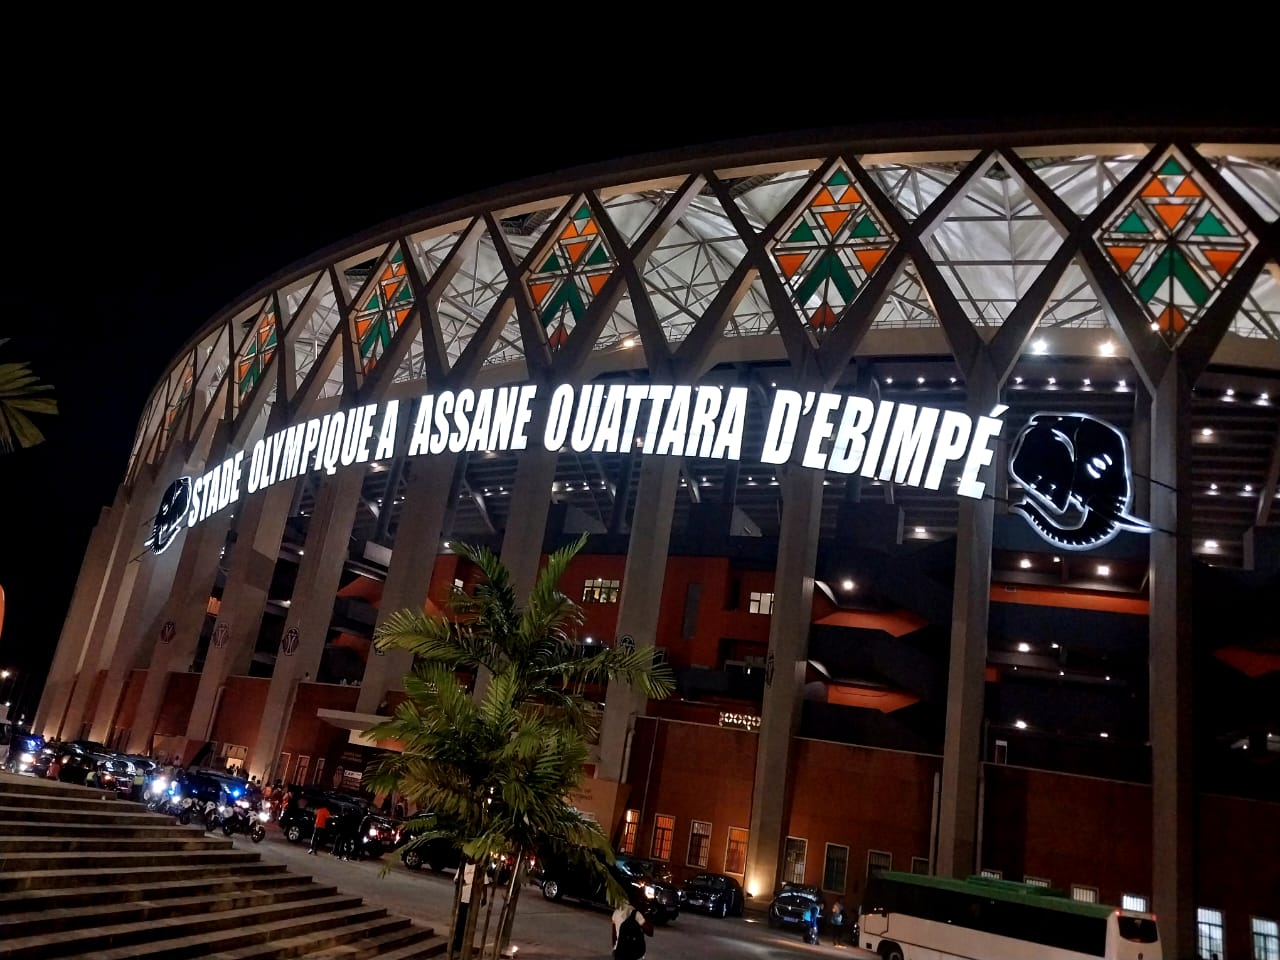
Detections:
[230, 822, 878, 959]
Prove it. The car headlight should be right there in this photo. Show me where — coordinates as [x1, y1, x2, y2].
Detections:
[19, 752, 36, 763]
[643, 884, 656, 899]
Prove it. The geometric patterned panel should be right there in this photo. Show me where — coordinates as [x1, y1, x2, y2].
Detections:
[293, 271, 344, 400]
[1027, 153, 1141, 219]
[193, 321, 230, 420]
[526, 198, 618, 352]
[1097, 152, 1255, 347]
[161, 353, 194, 453]
[1188, 153, 1280, 225]
[771, 163, 896, 335]
[352, 245, 415, 374]
[236, 300, 278, 402]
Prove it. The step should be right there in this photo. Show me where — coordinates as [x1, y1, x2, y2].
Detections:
[0, 774, 133, 801]
[1, 867, 297, 911]
[0, 834, 235, 853]
[0, 803, 174, 824]
[199, 915, 425, 960]
[0, 819, 207, 838]
[36, 903, 395, 960]
[0, 860, 288, 893]
[0, 846, 261, 873]
[0, 792, 141, 813]
[293, 924, 447, 960]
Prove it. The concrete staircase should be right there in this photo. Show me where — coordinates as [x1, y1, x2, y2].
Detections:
[0, 772, 447, 959]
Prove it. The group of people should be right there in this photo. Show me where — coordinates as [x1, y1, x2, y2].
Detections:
[305, 802, 367, 860]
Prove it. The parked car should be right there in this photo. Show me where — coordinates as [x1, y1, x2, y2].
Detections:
[682, 872, 744, 917]
[278, 786, 395, 857]
[767, 882, 823, 931]
[3, 733, 52, 777]
[399, 823, 462, 872]
[533, 848, 680, 924]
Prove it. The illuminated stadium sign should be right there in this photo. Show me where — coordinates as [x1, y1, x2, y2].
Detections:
[149, 384, 1010, 554]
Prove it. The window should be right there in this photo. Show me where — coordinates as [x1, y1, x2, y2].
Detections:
[724, 827, 748, 875]
[582, 578, 620, 603]
[312, 758, 325, 789]
[911, 856, 930, 875]
[748, 591, 774, 615]
[1121, 893, 1149, 912]
[1025, 876, 1051, 887]
[1198, 908, 1225, 960]
[1071, 885, 1099, 904]
[651, 814, 675, 861]
[979, 868, 1003, 879]
[994, 739, 1009, 764]
[275, 752, 291, 783]
[681, 584, 701, 639]
[822, 844, 849, 893]
[294, 755, 310, 786]
[687, 820, 711, 868]
[453, 577, 464, 592]
[619, 809, 639, 854]
[1254, 917, 1279, 960]
[782, 837, 807, 884]
[866, 849, 892, 887]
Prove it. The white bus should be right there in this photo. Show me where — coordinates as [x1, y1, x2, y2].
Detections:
[858, 870, 1160, 960]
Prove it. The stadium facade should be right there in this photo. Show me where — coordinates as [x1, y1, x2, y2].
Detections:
[35, 126, 1280, 959]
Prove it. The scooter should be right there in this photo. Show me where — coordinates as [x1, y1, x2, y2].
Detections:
[220, 798, 267, 843]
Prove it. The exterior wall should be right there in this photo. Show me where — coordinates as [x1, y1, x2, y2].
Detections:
[281, 682, 361, 787]
[1199, 793, 1280, 960]
[154, 672, 201, 740]
[110, 669, 148, 740]
[207, 676, 270, 756]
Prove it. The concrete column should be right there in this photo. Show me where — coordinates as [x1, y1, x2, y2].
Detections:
[184, 478, 297, 746]
[596, 456, 681, 781]
[356, 454, 459, 714]
[34, 498, 125, 738]
[1149, 362, 1195, 960]
[126, 513, 231, 754]
[499, 444, 560, 602]
[1130, 381, 1152, 519]
[247, 466, 366, 780]
[936, 365, 998, 878]
[743, 465, 824, 898]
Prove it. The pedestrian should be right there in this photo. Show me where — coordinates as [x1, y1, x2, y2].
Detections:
[802, 898, 820, 944]
[308, 803, 331, 854]
[452, 860, 488, 954]
[829, 898, 845, 946]
[611, 894, 654, 960]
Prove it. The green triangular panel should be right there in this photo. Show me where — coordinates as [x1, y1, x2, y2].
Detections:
[1157, 158, 1187, 176]
[539, 254, 562, 273]
[585, 245, 610, 266]
[394, 284, 413, 303]
[364, 293, 381, 311]
[851, 215, 881, 238]
[574, 204, 591, 221]
[1116, 211, 1149, 234]
[391, 249, 404, 264]
[828, 169, 850, 186]
[787, 221, 817, 243]
[1136, 249, 1174, 303]
[795, 257, 832, 305]
[1170, 246, 1211, 305]
[1192, 212, 1231, 237]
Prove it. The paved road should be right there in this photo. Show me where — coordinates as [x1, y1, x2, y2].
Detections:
[229, 823, 876, 959]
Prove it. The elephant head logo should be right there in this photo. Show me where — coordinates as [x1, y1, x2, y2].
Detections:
[1008, 413, 1151, 550]
[146, 477, 191, 555]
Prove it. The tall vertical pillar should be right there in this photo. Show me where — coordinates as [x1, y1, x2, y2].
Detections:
[743, 465, 824, 898]
[1149, 363, 1195, 959]
[499, 445, 560, 602]
[1130, 381, 1152, 519]
[356, 454, 459, 714]
[936, 366, 998, 878]
[126, 513, 231, 754]
[184, 478, 297, 747]
[35, 498, 125, 738]
[248, 467, 366, 780]
[596, 456, 681, 780]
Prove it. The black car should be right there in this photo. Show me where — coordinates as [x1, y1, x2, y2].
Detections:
[398, 822, 462, 873]
[767, 883, 823, 930]
[682, 872, 744, 918]
[3, 733, 52, 777]
[279, 786, 397, 858]
[534, 848, 680, 924]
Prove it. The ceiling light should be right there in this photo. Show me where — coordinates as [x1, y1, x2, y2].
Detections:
[1019, 558, 1031, 569]
[841, 579, 855, 591]
[914, 527, 926, 535]
[1261, 392, 1270, 403]
[1100, 732, 1110, 739]
[917, 376, 925, 384]
[950, 376, 957, 384]
[1205, 540, 1219, 550]
[1225, 387, 1235, 397]
[1105, 675, 1112, 681]
[1099, 342, 1116, 356]
[1047, 377, 1057, 385]
[770, 381, 777, 387]
[1150, 321, 1160, 331]
[1015, 720, 1028, 730]
[297, 549, 305, 556]
[1014, 376, 1023, 385]
[884, 376, 894, 385]
[1050, 642, 1059, 649]
[1117, 379, 1127, 390]
[1244, 484, 1254, 494]
[280, 600, 291, 607]
[622, 338, 636, 348]
[1032, 339, 1048, 355]
[1082, 378, 1091, 387]
[1096, 564, 1111, 577]
[1017, 642, 1031, 653]
[1059, 670, 1065, 676]
[1209, 483, 1219, 494]
[1201, 427, 1213, 437]
[1052, 556, 1060, 564]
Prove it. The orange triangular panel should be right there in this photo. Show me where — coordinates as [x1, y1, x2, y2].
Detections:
[580, 219, 598, 236]
[855, 248, 888, 273]
[564, 239, 593, 264]
[1106, 245, 1144, 273]
[587, 273, 610, 294]
[776, 253, 809, 279]
[1204, 248, 1243, 276]
[1173, 177, 1203, 198]
[1153, 203, 1188, 229]
[381, 265, 395, 282]
[1141, 177, 1170, 198]
[843, 186, 862, 203]
[529, 280, 556, 306]
[355, 317, 373, 338]
[395, 307, 411, 324]
[1158, 306, 1188, 333]
[560, 222, 579, 241]
[820, 210, 851, 236]
[813, 187, 836, 206]
[810, 303, 838, 329]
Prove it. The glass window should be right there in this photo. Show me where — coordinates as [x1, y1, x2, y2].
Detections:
[651, 814, 674, 861]
[1198, 907, 1225, 960]
[748, 591, 774, 615]
[1025, 876, 1051, 887]
[911, 856, 930, 875]
[823, 844, 849, 893]
[724, 827, 748, 875]
[687, 820, 711, 868]
[980, 868, 1003, 879]
[582, 578, 621, 603]
[783, 837, 807, 884]
[867, 849, 892, 879]
[1071, 885, 1099, 904]
[619, 809, 639, 854]
[1122, 893, 1149, 912]
[1254, 917, 1279, 960]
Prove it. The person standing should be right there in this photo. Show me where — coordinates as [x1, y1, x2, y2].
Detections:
[308, 803, 331, 854]
[829, 898, 845, 946]
[611, 895, 654, 960]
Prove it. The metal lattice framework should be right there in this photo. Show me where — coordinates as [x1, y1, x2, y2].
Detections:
[124, 133, 1280, 568]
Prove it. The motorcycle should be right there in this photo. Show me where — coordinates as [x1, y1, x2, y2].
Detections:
[220, 798, 267, 843]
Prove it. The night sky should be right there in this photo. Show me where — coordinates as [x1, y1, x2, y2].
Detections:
[0, 74, 1255, 723]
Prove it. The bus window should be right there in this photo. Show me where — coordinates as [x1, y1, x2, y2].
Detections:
[1118, 916, 1158, 943]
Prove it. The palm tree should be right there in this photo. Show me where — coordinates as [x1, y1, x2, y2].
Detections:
[0, 339, 57, 454]
[365, 532, 674, 960]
